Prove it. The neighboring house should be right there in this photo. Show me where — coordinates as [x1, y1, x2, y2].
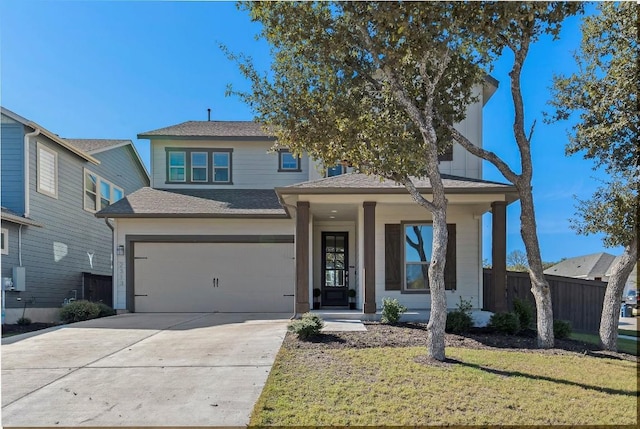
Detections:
[0, 107, 149, 323]
[97, 81, 519, 316]
[544, 252, 638, 295]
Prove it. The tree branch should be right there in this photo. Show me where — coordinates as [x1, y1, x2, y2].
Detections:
[397, 175, 439, 213]
[441, 119, 520, 184]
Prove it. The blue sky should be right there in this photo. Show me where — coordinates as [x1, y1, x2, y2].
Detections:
[0, 1, 619, 263]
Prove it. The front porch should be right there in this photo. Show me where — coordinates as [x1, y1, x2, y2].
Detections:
[276, 173, 519, 316]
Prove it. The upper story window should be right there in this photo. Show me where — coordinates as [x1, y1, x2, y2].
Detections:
[327, 163, 346, 177]
[278, 150, 301, 172]
[165, 148, 233, 184]
[191, 152, 208, 182]
[37, 142, 58, 198]
[1, 228, 8, 255]
[84, 168, 124, 212]
[438, 143, 453, 162]
[168, 151, 186, 182]
[213, 152, 230, 183]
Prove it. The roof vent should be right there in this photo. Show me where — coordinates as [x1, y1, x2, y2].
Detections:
[207, 108, 211, 121]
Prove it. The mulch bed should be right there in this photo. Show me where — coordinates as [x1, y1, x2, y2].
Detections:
[283, 322, 637, 362]
[2, 322, 60, 337]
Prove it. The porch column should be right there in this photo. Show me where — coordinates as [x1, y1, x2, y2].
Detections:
[363, 201, 376, 314]
[296, 201, 310, 314]
[491, 201, 508, 312]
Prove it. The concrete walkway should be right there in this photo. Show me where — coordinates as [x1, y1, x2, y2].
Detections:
[1, 313, 289, 427]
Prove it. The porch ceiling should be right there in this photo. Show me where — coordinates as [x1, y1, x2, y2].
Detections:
[310, 203, 358, 221]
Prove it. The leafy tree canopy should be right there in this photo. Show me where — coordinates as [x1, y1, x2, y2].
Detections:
[226, 1, 494, 179]
[548, 2, 638, 175]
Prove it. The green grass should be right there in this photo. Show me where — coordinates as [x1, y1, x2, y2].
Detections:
[251, 346, 638, 426]
[619, 328, 639, 338]
[570, 332, 639, 355]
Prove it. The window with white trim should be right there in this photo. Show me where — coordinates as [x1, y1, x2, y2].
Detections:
[168, 151, 186, 182]
[1, 228, 8, 255]
[83, 168, 124, 212]
[37, 142, 58, 198]
[191, 152, 208, 182]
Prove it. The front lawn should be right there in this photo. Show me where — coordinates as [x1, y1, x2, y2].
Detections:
[570, 332, 639, 356]
[251, 330, 638, 426]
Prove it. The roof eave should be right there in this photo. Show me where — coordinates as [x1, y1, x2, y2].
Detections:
[95, 212, 289, 219]
[1, 213, 43, 227]
[137, 134, 276, 141]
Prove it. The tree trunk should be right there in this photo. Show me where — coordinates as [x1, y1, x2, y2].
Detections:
[599, 235, 638, 351]
[426, 208, 448, 361]
[518, 183, 554, 348]
[398, 164, 448, 361]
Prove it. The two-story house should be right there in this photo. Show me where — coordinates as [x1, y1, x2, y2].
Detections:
[1, 107, 150, 324]
[97, 81, 518, 317]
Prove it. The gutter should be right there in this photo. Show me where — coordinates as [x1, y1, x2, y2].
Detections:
[24, 128, 41, 218]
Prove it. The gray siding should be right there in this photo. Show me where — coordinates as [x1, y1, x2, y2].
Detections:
[91, 145, 150, 194]
[2, 138, 148, 309]
[1, 122, 25, 214]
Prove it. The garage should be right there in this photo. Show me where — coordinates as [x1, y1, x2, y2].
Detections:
[132, 241, 294, 313]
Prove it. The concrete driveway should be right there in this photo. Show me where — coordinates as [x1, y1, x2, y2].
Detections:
[2, 313, 290, 427]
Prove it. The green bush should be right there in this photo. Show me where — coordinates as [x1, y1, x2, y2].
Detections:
[446, 297, 474, 334]
[513, 298, 535, 330]
[96, 302, 116, 318]
[553, 319, 572, 339]
[288, 312, 324, 340]
[488, 312, 521, 335]
[381, 297, 407, 324]
[16, 317, 32, 326]
[59, 300, 101, 323]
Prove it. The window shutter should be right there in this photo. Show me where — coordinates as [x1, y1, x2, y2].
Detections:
[385, 224, 401, 290]
[445, 224, 457, 290]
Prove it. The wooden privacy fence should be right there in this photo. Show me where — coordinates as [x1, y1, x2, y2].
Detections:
[483, 268, 608, 333]
[82, 272, 113, 307]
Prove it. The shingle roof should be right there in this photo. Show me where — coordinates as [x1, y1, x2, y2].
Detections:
[278, 173, 517, 193]
[544, 252, 616, 279]
[64, 139, 131, 153]
[95, 187, 287, 218]
[138, 121, 273, 138]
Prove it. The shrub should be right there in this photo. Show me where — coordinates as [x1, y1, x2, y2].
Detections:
[513, 298, 535, 330]
[488, 312, 521, 335]
[381, 297, 407, 324]
[446, 297, 474, 334]
[16, 317, 31, 326]
[553, 319, 572, 339]
[96, 302, 116, 318]
[288, 312, 324, 340]
[59, 300, 101, 323]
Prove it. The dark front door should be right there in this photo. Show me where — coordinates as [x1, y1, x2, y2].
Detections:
[321, 232, 349, 306]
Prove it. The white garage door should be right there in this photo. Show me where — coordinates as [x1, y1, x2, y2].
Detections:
[133, 242, 294, 313]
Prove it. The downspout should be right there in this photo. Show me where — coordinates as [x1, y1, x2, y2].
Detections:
[24, 128, 41, 218]
[105, 218, 115, 306]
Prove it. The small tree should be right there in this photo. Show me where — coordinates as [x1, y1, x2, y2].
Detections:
[548, 2, 638, 351]
[507, 250, 529, 272]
